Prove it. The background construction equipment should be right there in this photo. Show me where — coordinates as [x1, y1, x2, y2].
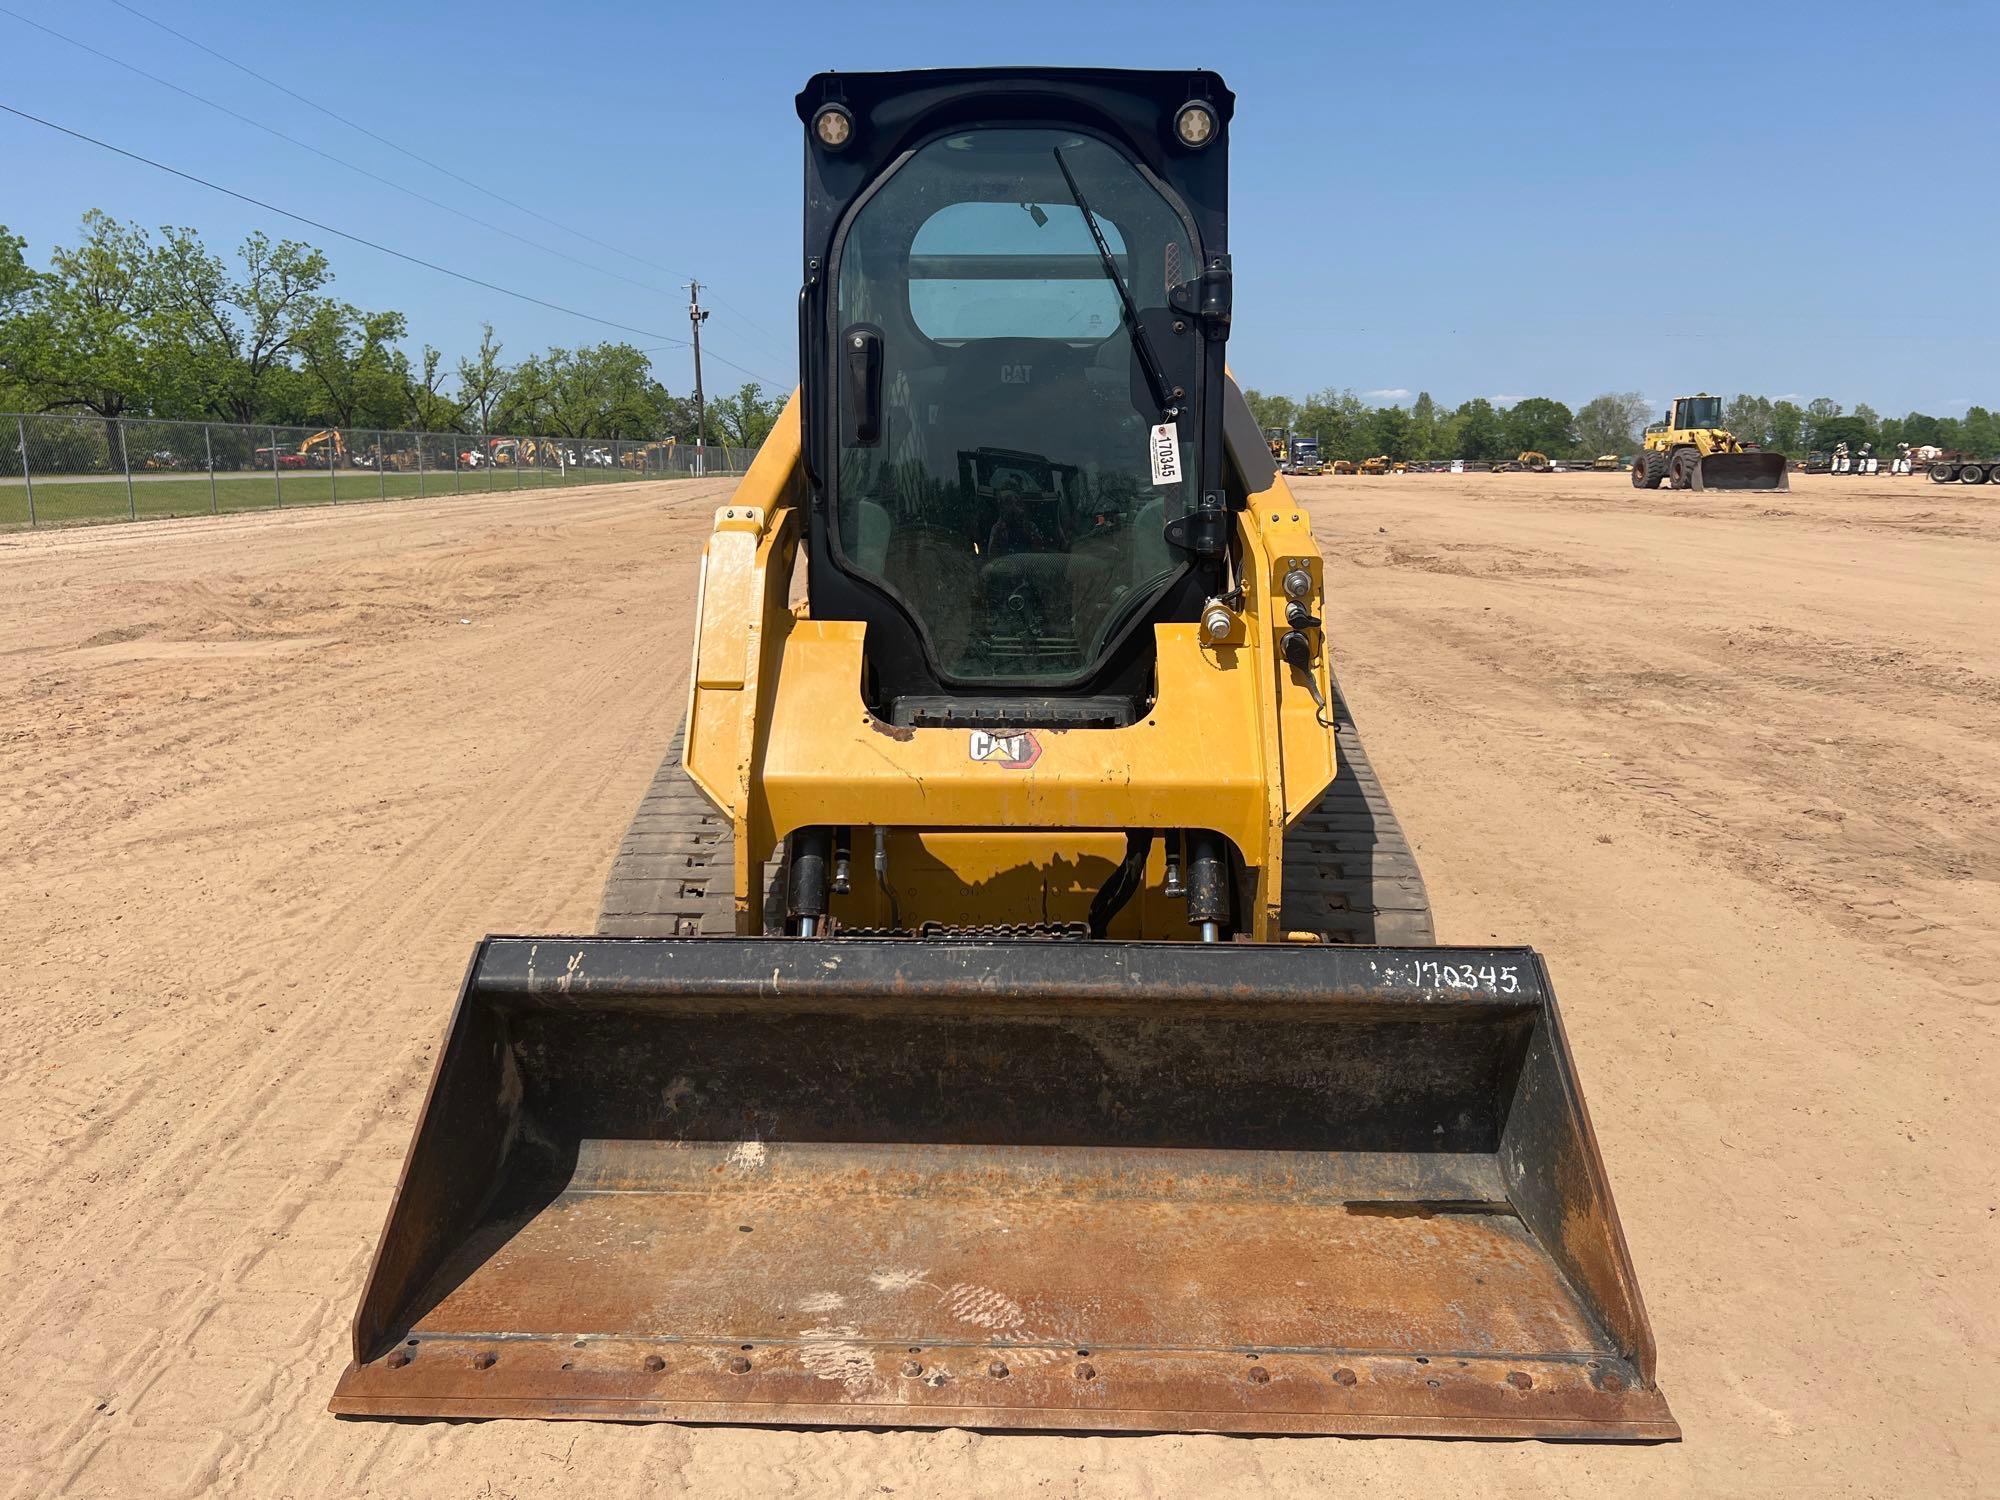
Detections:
[1633, 394, 1789, 491]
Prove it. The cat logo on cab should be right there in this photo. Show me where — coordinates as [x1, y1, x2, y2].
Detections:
[968, 729, 1041, 769]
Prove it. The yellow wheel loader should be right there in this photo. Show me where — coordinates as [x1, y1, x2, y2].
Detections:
[333, 68, 1675, 1441]
[1634, 394, 1789, 492]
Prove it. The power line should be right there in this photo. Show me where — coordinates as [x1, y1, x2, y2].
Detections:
[704, 288, 789, 352]
[0, 101, 782, 387]
[1, 5, 681, 301]
[104, 0, 672, 278]
[700, 292, 793, 369]
[102, 0, 791, 369]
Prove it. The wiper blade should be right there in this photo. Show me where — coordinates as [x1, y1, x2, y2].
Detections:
[1052, 147, 1177, 420]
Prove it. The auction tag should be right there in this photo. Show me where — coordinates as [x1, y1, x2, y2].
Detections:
[1149, 422, 1182, 487]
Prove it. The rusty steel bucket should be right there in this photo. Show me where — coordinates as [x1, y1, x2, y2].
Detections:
[330, 938, 1677, 1439]
[1691, 450, 1790, 492]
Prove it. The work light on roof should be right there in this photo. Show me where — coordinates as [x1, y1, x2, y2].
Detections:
[813, 103, 854, 149]
[1174, 100, 1217, 148]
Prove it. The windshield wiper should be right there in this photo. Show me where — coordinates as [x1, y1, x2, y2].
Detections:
[1052, 147, 1178, 421]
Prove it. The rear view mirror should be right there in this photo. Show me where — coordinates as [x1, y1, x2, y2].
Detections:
[843, 325, 883, 446]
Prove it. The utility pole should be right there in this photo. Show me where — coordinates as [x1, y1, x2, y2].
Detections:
[686, 280, 710, 475]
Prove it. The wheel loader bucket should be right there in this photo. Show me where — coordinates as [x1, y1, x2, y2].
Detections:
[1691, 450, 1790, 492]
[331, 937, 1676, 1440]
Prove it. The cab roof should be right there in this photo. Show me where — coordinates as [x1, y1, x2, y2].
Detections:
[795, 68, 1233, 268]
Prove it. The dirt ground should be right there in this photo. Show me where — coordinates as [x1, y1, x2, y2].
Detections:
[1, 471, 1993, 1496]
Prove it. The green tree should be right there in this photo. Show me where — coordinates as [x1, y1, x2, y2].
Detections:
[296, 302, 409, 427]
[1574, 392, 1649, 455]
[645, 382, 698, 441]
[1803, 397, 1842, 451]
[1899, 411, 1945, 447]
[1813, 415, 1870, 452]
[0, 225, 35, 310]
[1240, 388, 1299, 434]
[0, 225, 40, 409]
[494, 343, 659, 437]
[1450, 397, 1507, 460]
[493, 356, 549, 433]
[709, 381, 784, 449]
[148, 227, 332, 424]
[455, 322, 508, 433]
[1295, 387, 1367, 461]
[1364, 404, 1413, 458]
[1956, 406, 1998, 455]
[1723, 393, 1775, 448]
[1769, 400, 1805, 454]
[402, 344, 464, 432]
[1407, 391, 1439, 461]
[1502, 396, 1575, 456]
[7, 212, 166, 426]
[251, 362, 320, 427]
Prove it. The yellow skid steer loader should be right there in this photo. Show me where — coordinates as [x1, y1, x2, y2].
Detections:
[332, 68, 1676, 1441]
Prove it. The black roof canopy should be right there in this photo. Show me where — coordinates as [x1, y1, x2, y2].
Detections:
[795, 68, 1233, 270]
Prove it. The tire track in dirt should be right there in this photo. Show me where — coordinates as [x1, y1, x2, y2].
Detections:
[1314, 484, 2000, 993]
[1, 483, 722, 1496]
[10, 695, 674, 1491]
[0, 484, 726, 872]
[5, 471, 1994, 1498]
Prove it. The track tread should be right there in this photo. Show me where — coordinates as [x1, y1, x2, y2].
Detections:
[1280, 681, 1437, 945]
[597, 727, 771, 936]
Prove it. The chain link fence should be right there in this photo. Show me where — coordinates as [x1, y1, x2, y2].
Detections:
[0, 413, 759, 530]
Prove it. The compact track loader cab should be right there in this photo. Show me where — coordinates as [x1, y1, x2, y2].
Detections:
[332, 68, 1676, 1441]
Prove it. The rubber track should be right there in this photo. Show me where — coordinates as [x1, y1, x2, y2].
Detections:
[597, 727, 765, 936]
[1278, 680, 1436, 945]
[600, 688, 1435, 946]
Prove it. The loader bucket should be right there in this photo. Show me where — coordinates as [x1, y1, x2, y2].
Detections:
[1691, 450, 1790, 492]
[331, 938, 1676, 1439]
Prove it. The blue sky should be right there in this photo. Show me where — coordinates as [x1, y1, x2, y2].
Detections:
[5, 0, 1996, 415]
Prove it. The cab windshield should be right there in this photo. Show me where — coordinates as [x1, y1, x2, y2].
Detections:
[1679, 396, 1723, 429]
[833, 128, 1200, 685]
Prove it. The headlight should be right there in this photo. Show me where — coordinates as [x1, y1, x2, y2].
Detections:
[813, 104, 854, 149]
[1174, 101, 1217, 149]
